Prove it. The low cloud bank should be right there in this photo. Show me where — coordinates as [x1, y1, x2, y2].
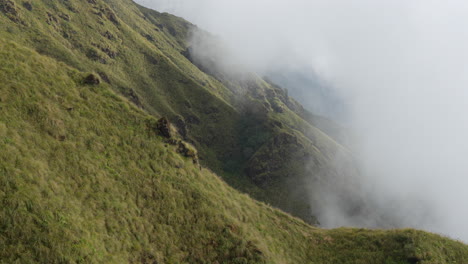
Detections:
[136, 0, 468, 241]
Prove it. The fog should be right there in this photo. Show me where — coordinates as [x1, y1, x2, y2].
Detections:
[136, 0, 468, 241]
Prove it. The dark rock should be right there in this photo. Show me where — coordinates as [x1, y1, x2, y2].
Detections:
[155, 23, 164, 30]
[174, 116, 188, 139]
[407, 257, 421, 264]
[83, 73, 101, 85]
[1, 0, 22, 23]
[125, 88, 142, 108]
[271, 100, 285, 113]
[97, 71, 110, 84]
[103, 30, 116, 40]
[139, 251, 158, 264]
[176, 141, 198, 164]
[265, 89, 276, 100]
[46, 12, 58, 25]
[156, 117, 172, 138]
[62, 30, 71, 39]
[58, 12, 70, 21]
[22, 2, 32, 11]
[102, 7, 119, 25]
[100, 47, 117, 58]
[143, 52, 158, 65]
[107, 12, 118, 25]
[63, 0, 78, 13]
[92, 6, 119, 26]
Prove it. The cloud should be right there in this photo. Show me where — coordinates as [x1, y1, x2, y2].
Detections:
[136, 0, 468, 241]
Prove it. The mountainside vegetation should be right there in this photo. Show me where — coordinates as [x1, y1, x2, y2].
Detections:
[0, 0, 364, 224]
[0, 0, 467, 263]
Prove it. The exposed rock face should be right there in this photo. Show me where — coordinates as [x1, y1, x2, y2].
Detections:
[151, 117, 199, 163]
[177, 141, 198, 164]
[156, 117, 172, 138]
[271, 100, 285, 113]
[0, 0, 22, 23]
[83, 73, 101, 85]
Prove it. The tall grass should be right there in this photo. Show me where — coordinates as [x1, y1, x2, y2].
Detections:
[0, 1, 468, 263]
[0, 36, 467, 264]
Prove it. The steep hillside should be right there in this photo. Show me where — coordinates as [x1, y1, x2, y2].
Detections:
[0, 0, 363, 223]
[1, 36, 468, 264]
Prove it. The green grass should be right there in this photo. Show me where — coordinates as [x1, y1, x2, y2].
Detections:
[0, 32, 467, 264]
[0, 0, 355, 222]
[1, 1, 468, 263]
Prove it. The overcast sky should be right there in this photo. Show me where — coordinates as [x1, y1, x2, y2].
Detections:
[136, 0, 468, 242]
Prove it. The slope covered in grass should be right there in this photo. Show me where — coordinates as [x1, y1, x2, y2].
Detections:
[1, 35, 468, 264]
[0, 0, 364, 223]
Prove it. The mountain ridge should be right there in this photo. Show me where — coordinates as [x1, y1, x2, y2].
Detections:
[0, 0, 467, 262]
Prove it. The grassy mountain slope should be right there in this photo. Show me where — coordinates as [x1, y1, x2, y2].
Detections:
[0, 0, 363, 223]
[1, 36, 468, 264]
